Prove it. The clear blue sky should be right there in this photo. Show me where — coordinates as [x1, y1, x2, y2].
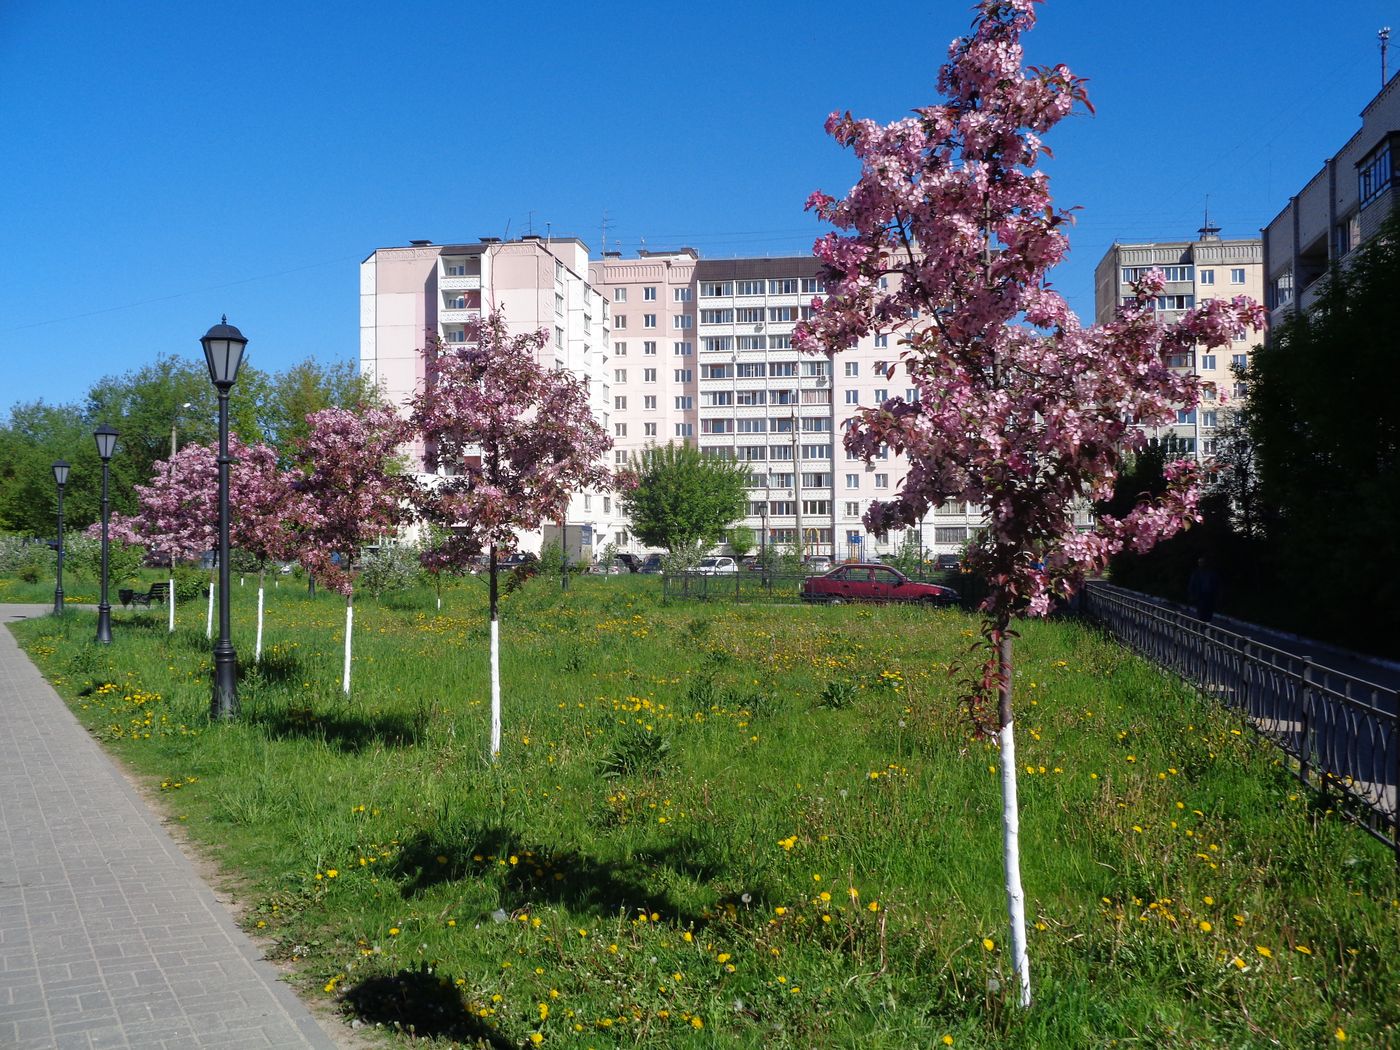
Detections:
[2, 0, 1392, 410]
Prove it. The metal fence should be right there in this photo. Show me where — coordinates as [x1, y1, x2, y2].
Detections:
[1082, 581, 1399, 856]
[660, 570, 978, 607]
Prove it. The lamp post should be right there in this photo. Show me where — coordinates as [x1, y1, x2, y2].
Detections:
[93, 425, 118, 643]
[201, 316, 247, 721]
[759, 502, 769, 590]
[52, 460, 70, 616]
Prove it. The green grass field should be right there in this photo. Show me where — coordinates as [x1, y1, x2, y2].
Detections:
[8, 574, 1398, 1048]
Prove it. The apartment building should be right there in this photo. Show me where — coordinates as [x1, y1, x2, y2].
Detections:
[1262, 69, 1400, 325]
[359, 235, 624, 552]
[362, 236, 987, 561]
[585, 249, 699, 472]
[1093, 228, 1264, 458]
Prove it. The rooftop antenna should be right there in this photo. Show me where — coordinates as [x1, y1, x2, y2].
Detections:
[600, 209, 609, 255]
[1198, 196, 1221, 241]
[1382, 27, 1392, 86]
[526, 211, 535, 236]
[545, 221, 551, 241]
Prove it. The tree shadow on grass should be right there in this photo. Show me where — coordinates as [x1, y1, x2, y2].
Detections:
[340, 963, 513, 1048]
[239, 645, 304, 687]
[393, 823, 768, 927]
[249, 702, 428, 753]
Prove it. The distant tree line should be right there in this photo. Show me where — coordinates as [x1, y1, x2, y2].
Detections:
[0, 355, 374, 536]
[1106, 209, 1400, 657]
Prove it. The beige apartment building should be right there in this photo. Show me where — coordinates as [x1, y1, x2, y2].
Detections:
[1093, 228, 1264, 458]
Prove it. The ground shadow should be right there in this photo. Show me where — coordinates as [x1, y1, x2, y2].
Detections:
[249, 703, 427, 753]
[394, 823, 763, 927]
[340, 964, 513, 1047]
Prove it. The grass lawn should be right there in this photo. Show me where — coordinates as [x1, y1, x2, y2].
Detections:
[8, 574, 1398, 1048]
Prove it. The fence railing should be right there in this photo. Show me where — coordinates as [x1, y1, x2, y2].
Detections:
[661, 570, 977, 607]
[1081, 581, 1399, 856]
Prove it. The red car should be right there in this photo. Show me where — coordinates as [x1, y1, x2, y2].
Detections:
[801, 562, 958, 606]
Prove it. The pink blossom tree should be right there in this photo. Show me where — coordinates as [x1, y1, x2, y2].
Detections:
[406, 312, 611, 759]
[109, 442, 218, 634]
[291, 405, 411, 694]
[228, 438, 300, 662]
[794, 0, 1266, 1006]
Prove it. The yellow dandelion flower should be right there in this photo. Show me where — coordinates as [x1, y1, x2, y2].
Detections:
[1256, 946, 1272, 958]
[1295, 944, 1312, 955]
[982, 938, 995, 951]
[868, 901, 880, 912]
[943, 1038, 955, 1047]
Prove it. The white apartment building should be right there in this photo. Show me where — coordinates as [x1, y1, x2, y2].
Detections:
[359, 235, 624, 554]
[1093, 228, 1264, 458]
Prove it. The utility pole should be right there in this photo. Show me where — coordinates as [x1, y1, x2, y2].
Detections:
[792, 408, 802, 562]
[1382, 27, 1392, 86]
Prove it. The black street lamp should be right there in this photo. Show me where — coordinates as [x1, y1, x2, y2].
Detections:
[52, 460, 70, 616]
[93, 425, 118, 643]
[201, 316, 247, 721]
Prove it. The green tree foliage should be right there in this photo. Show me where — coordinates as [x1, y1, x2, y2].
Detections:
[0, 353, 369, 534]
[618, 442, 750, 554]
[1246, 210, 1400, 642]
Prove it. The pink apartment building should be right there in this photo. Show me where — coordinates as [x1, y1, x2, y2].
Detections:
[362, 236, 989, 561]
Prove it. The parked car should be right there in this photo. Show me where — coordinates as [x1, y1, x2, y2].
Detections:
[801, 562, 958, 606]
[695, 556, 738, 575]
[801, 555, 833, 574]
[498, 552, 538, 570]
[638, 554, 663, 574]
[933, 554, 962, 573]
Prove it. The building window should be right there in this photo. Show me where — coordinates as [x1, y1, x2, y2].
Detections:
[736, 280, 765, 296]
[644, 395, 657, 409]
[555, 293, 564, 317]
[701, 363, 733, 380]
[768, 334, 793, 349]
[614, 449, 628, 465]
[736, 335, 766, 351]
[1201, 411, 1218, 428]
[1233, 382, 1248, 399]
[674, 369, 692, 383]
[614, 341, 627, 356]
[702, 337, 733, 353]
[736, 363, 764, 378]
[701, 309, 734, 324]
[555, 259, 565, 283]
[555, 327, 564, 348]
[802, 500, 830, 516]
[700, 281, 732, 297]
[675, 423, 693, 437]
[643, 286, 657, 301]
[874, 389, 888, 403]
[613, 287, 627, 303]
[736, 390, 767, 406]
[844, 361, 859, 377]
[614, 396, 627, 410]
[736, 307, 764, 324]
[615, 315, 627, 330]
[1360, 141, 1394, 208]
[1162, 265, 1193, 282]
[874, 474, 889, 488]
[801, 278, 826, 294]
[844, 390, 859, 405]
[644, 341, 657, 355]
[644, 422, 657, 436]
[844, 501, 860, 517]
[768, 279, 798, 295]
[643, 368, 657, 382]
[768, 306, 796, 322]
[1176, 409, 1196, 425]
[801, 444, 831, 460]
[643, 314, 657, 329]
[845, 474, 860, 488]
[738, 418, 767, 433]
[874, 333, 889, 348]
[673, 315, 692, 330]
[702, 391, 732, 407]
[674, 341, 693, 355]
[614, 369, 627, 383]
[1231, 353, 1248, 371]
[769, 362, 797, 378]
[1199, 269, 1215, 286]
[614, 423, 627, 437]
[1199, 354, 1216, 370]
[701, 419, 734, 434]
[1153, 294, 1194, 311]
[675, 396, 693, 410]
[674, 287, 692, 302]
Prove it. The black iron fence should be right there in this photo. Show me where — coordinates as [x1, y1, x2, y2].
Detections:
[1082, 581, 1399, 856]
[661, 569, 980, 607]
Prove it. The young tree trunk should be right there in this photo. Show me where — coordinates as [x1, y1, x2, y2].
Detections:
[205, 569, 215, 639]
[167, 571, 175, 633]
[489, 544, 501, 761]
[255, 568, 265, 663]
[997, 631, 1031, 1008]
[342, 591, 354, 695]
[436, 577, 442, 611]
[308, 574, 316, 598]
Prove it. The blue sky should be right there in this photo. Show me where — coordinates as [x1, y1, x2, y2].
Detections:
[2, 0, 1392, 409]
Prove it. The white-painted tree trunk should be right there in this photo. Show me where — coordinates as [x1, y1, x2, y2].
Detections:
[205, 573, 215, 639]
[342, 595, 354, 695]
[996, 633, 1031, 1008]
[489, 617, 501, 760]
[255, 570, 265, 663]
[167, 572, 175, 633]
[999, 719, 1031, 1007]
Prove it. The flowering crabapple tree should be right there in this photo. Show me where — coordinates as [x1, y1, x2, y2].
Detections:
[291, 406, 411, 695]
[794, 0, 1266, 1007]
[108, 442, 218, 634]
[228, 438, 299, 663]
[406, 312, 611, 760]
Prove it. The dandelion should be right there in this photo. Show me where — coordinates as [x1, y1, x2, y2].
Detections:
[943, 1038, 955, 1047]
[388, 927, 400, 936]
[982, 938, 995, 951]
[1295, 944, 1313, 955]
[774, 907, 787, 916]
[325, 869, 338, 879]
[691, 1017, 704, 1029]
[867, 901, 880, 912]
[1198, 920, 1212, 933]
[1256, 946, 1272, 958]
[530, 1034, 543, 1045]
[1336, 1028, 1348, 1042]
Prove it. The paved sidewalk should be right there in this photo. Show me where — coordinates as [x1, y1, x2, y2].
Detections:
[0, 606, 342, 1050]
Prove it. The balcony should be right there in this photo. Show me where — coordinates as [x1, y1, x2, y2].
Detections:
[439, 308, 480, 325]
[439, 275, 481, 292]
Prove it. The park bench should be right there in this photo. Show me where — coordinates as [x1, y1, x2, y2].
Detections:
[118, 581, 170, 608]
